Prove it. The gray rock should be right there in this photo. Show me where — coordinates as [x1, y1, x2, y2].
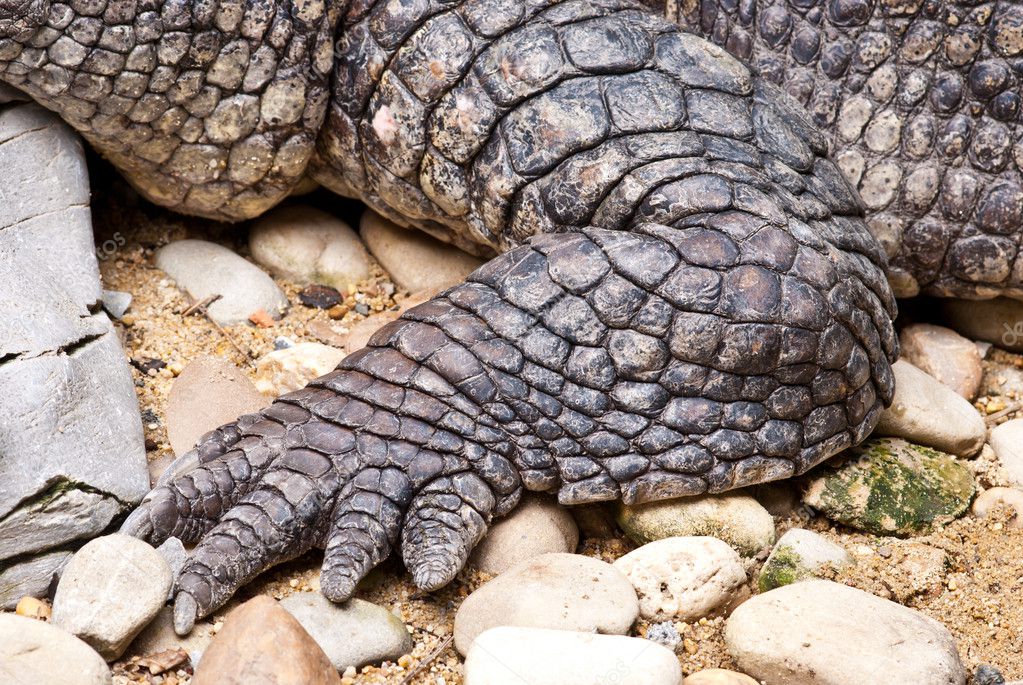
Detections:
[0, 612, 111, 685]
[874, 360, 986, 457]
[453, 552, 639, 656]
[249, 205, 372, 291]
[803, 438, 975, 536]
[360, 210, 483, 291]
[156, 537, 187, 599]
[725, 580, 967, 684]
[468, 494, 579, 575]
[127, 606, 215, 667]
[0, 548, 71, 610]
[464, 627, 683, 685]
[758, 529, 852, 592]
[165, 356, 269, 457]
[51, 534, 172, 661]
[100, 290, 132, 320]
[616, 492, 775, 556]
[941, 298, 1023, 354]
[0, 104, 147, 594]
[899, 324, 983, 399]
[613, 536, 747, 622]
[279, 593, 412, 672]
[155, 239, 289, 324]
[988, 420, 1023, 487]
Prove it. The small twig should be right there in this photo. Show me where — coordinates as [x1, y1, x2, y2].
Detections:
[181, 294, 221, 317]
[985, 401, 1021, 425]
[399, 635, 453, 685]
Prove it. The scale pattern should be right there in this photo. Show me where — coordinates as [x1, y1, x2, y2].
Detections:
[671, 0, 1023, 299]
[0, 0, 899, 631]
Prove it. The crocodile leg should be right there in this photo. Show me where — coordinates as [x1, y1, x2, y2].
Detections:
[89, 0, 901, 626]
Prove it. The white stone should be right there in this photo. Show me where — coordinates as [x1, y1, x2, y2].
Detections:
[989, 420, 1023, 486]
[683, 670, 759, 684]
[279, 594, 412, 672]
[972, 487, 1023, 528]
[253, 342, 346, 396]
[464, 627, 682, 685]
[0, 613, 111, 685]
[360, 210, 482, 291]
[453, 553, 639, 656]
[874, 360, 985, 457]
[155, 239, 289, 324]
[51, 534, 173, 660]
[725, 580, 966, 685]
[469, 494, 579, 575]
[613, 536, 747, 621]
[899, 324, 982, 399]
[249, 205, 372, 291]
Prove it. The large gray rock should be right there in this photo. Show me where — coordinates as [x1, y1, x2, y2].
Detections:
[360, 210, 483, 291]
[0, 104, 148, 608]
[155, 239, 289, 324]
[453, 553, 639, 656]
[0, 549, 71, 610]
[725, 580, 966, 684]
[51, 535, 172, 661]
[249, 205, 372, 291]
[874, 360, 986, 457]
[279, 594, 412, 672]
[0, 612, 111, 685]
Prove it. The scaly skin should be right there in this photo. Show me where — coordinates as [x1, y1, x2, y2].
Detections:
[0, 0, 902, 633]
[670, 0, 1023, 300]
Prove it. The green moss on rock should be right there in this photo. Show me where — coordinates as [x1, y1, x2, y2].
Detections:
[802, 438, 975, 536]
[758, 545, 803, 592]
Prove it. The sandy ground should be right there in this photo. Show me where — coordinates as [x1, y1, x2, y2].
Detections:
[77, 172, 1023, 683]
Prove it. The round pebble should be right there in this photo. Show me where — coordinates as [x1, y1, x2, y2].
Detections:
[469, 494, 579, 575]
[989, 420, 1023, 487]
[899, 324, 983, 399]
[453, 553, 639, 656]
[874, 360, 986, 457]
[683, 669, 759, 685]
[972, 487, 1023, 528]
[464, 627, 682, 685]
[253, 342, 346, 396]
[278, 594, 413, 672]
[51, 534, 172, 661]
[725, 580, 966, 684]
[612, 536, 747, 622]
[360, 210, 483, 291]
[0, 612, 111, 685]
[249, 204, 372, 291]
[155, 239, 289, 325]
[616, 492, 775, 556]
[299, 284, 343, 309]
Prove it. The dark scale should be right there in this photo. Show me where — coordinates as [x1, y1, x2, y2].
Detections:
[18, 0, 1017, 634]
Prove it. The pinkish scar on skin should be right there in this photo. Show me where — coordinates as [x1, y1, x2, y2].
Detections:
[372, 105, 398, 145]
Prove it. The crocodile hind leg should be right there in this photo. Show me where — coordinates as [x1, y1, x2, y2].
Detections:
[122, 0, 899, 627]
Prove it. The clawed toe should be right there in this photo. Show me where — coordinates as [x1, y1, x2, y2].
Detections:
[173, 591, 198, 636]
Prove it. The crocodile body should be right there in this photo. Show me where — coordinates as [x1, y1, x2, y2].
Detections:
[0, 0, 1011, 633]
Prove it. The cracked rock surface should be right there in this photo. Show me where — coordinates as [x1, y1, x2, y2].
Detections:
[0, 103, 148, 609]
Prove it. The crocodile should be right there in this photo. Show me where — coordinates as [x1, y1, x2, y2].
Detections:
[0, 0, 1017, 635]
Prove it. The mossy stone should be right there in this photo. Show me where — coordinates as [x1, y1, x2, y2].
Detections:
[802, 438, 975, 536]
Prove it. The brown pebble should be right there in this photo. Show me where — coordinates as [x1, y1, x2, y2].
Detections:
[249, 309, 275, 327]
[191, 595, 341, 685]
[15, 596, 50, 621]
